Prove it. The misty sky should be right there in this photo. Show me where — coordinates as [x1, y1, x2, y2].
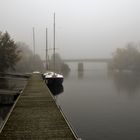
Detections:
[0, 0, 140, 59]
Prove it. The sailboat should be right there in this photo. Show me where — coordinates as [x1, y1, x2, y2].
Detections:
[43, 13, 64, 85]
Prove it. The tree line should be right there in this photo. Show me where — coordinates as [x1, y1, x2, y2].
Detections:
[0, 32, 20, 72]
[0, 31, 45, 73]
[108, 43, 140, 72]
[0, 31, 70, 75]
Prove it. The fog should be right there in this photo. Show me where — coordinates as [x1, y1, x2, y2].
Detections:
[0, 0, 140, 59]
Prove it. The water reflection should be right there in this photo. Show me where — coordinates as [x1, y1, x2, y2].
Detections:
[47, 83, 64, 96]
[0, 78, 14, 128]
[0, 105, 11, 128]
[110, 72, 140, 95]
[0, 76, 27, 129]
[58, 63, 140, 140]
[63, 71, 70, 78]
[0, 105, 11, 120]
[77, 71, 84, 79]
[0, 77, 16, 90]
[0, 77, 18, 105]
[0, 78, 8, 89]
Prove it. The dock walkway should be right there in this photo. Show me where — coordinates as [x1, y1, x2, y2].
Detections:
[0, 74, 77, 140]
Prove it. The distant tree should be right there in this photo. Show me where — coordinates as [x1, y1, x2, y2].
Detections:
[0, 32, 20, 72]
[61, 63, 70, 77]
[49, 53, 71, 75]
[15, 42, 45, 73]
[49, 53, 63, 72]
[109, 43, 140, 72]
[32, 54, 45, 72]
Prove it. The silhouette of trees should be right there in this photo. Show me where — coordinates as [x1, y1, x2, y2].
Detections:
[15, 42, 45, 73]
[49, 53, 70, 75]
[61, 63, 70, 73]
[49, 53, 62, 72]
[0, 32, 20, 72]
[109, 43, 140, 72]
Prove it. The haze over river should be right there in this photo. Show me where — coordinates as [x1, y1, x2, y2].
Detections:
[1, 63, 140, 140]
[57, 62, 140, 140]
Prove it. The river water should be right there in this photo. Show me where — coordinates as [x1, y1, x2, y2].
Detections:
[57, 62, 140, 140]
[0, 76, 27, 128]
[1, 64, 140, 140]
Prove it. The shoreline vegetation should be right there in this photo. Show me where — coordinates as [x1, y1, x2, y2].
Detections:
[108, 43, 140, 74]
[0, 31, 70, 76]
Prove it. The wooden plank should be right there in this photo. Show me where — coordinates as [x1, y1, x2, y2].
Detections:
[0, 74, 78, 140]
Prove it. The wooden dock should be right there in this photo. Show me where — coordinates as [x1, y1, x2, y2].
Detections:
[0, 74, 78, 140]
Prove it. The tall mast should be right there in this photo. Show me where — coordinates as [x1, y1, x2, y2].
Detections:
[53, 13, 56, 72]
[32, 27, 35, 55]
[46, 27, 48, 70]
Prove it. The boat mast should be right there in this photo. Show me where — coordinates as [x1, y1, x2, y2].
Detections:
[46, 27, 48, 70]
[53, 13, 56, 73]
[32, 27, 35, 55]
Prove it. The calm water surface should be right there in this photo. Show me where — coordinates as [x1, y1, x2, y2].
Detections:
[0, 76, 27, 128]
[57, 63, 140, 140]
